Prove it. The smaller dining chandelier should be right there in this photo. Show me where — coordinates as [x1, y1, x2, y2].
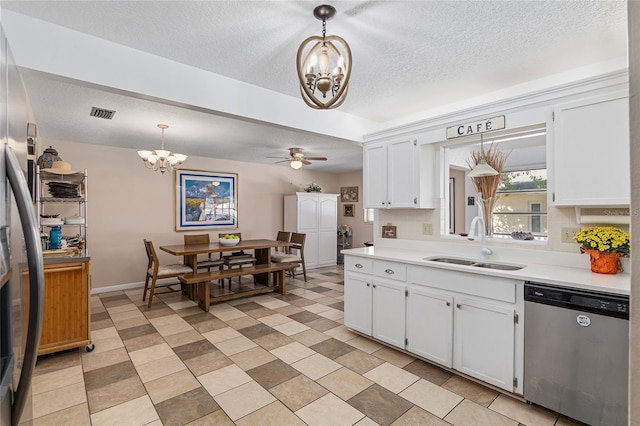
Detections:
[296, 4, 352, 109]
[137, 124, 187, 174]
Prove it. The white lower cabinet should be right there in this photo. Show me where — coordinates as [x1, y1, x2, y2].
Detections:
[344, 255, 524, 394]
[453, 297, 515, 391]
[344, 271, 372, 335]
[344, 257, 407, 349]
[406, 286, 453, 368]
[372, 278, 406, 348]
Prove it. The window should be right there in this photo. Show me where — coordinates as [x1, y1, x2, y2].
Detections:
[493, 169, 547, 238]
[364, 208, 375, 223]
[441, 124, 547, 239]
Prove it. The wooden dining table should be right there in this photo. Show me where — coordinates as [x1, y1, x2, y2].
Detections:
[159, 239, 292, 304]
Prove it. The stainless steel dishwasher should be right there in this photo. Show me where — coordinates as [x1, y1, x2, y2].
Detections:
[524, 282, 629, 426]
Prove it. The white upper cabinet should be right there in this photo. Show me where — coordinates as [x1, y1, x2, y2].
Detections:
[553, 91, 630, 206]
[364, 138, 434, 209]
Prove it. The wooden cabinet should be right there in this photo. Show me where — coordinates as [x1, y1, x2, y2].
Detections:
[553, 91, 630, 206]
[284, 193, 338, 269]
[38, 259, 92, 355]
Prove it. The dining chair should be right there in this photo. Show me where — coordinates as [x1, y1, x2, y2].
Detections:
[184, 234, 224, 272]
[271, 232, 307, 282]
[275, 231, 291, 253]
[218, 232, 256, 287]
[143, 239, 193, 308]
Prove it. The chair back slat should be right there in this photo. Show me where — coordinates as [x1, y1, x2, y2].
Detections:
[290, 232, 306, 249]
[185, 234, 210, 245]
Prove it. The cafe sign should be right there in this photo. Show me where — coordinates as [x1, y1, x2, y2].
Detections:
[446, 116, 505, 139]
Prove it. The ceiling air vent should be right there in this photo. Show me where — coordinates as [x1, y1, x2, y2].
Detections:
[89, 107, 116, 120]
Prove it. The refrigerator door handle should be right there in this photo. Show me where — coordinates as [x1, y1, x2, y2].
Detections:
[5, 146, 44, 425]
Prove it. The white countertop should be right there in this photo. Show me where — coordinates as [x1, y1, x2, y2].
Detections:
[342, 246, 630, 296]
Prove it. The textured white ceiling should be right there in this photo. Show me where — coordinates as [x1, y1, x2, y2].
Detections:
[0, 1, 628, 172]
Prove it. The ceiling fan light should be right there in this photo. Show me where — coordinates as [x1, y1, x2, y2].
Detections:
[290, 160, 303, 170]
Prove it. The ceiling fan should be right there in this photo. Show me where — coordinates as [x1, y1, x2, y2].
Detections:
[268, 147, 327, 169]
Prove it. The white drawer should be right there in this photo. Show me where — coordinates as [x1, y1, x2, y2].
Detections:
[345, 257, 373, 274]
[374, 261, 407, 282]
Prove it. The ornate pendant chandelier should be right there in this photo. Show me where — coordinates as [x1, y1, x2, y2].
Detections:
[296, 4, 352, 109]
[137, 124, 187, 174]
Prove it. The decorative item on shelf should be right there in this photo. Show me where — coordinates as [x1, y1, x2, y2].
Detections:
[574, 226, 630, 274]
[338, 224, 352, 237]
[511, 231, 534, 240]
[304, 182, 322, 192]
[466, 138, 510, 236]
[37, 146, 62, 169]
[296, 4, 351, 109]
[41, 161, 78, 175]
[137, 124, 187, 174]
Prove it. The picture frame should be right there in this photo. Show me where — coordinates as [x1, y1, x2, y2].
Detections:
[382, 225, 397, 239]
[340, 186, 359, 202]
[175, 169, 238, 231]
[343, 204, 355, 217]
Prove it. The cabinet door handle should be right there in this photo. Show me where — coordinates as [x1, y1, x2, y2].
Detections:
[355, 263, 363, 268]
[372, 284, 377, 288]
[381, 202, 386, 205]
[385, 269, 394, 275]
[366, 283, 370, 287]
[446, 301, 451, 306]
[456, 303, 461, 309]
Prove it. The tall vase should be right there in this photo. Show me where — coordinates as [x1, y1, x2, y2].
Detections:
[476, 195, 499, 237]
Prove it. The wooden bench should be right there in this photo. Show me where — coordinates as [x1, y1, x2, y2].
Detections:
[178, 261, 299, 311]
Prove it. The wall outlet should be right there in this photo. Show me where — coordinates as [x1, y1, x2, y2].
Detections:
[561, 227, 581, 243]
[422, 223, 433, 235]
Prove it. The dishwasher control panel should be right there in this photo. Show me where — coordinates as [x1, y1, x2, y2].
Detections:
[524, 282, 629, 320]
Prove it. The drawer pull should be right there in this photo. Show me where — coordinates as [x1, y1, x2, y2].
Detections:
[385, 269, 395, 275]
[355, 263, 363, 268]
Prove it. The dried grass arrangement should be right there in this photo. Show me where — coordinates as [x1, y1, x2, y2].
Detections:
[466, 143, 510, 235]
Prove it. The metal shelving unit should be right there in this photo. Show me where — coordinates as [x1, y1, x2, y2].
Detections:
[37, 167, 88, 256]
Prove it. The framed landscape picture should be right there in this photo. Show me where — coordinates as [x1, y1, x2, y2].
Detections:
[175, 169, 238, 231]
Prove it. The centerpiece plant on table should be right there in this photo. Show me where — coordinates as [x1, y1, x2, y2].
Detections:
[574, 226, 630, 274]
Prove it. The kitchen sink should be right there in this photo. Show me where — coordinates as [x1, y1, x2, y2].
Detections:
[424, 256, 524, 271]
[424, 257, 476, 266]
[471, 262, 524, 271]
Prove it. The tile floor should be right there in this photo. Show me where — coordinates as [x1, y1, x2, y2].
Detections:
[27, 265, 584, 425]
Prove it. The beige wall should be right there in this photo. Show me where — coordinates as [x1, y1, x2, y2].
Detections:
[336, 171, 374, 248]
[46, 140, 368, 290]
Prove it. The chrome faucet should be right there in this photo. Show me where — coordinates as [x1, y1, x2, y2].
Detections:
[468, 216, 493, 259]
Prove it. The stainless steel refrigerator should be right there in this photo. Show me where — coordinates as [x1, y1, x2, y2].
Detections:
[0, 25, 44, 426]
